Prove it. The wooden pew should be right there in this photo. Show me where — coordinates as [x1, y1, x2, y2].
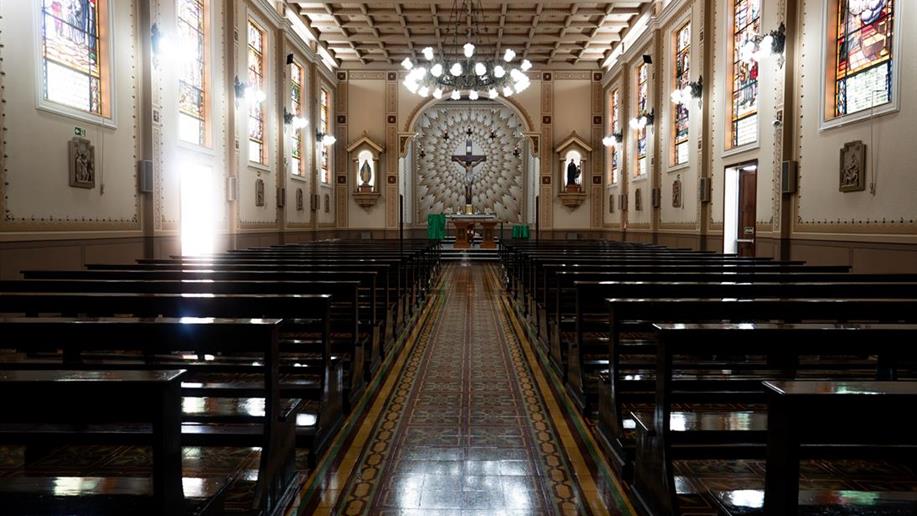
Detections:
[565, 280, 917, 413]
[629, 321, 917, 515]
[707, 380, 917, 516]
[0, 369, 229, 516]
[1, 277, 373, 401]
[0, 316, 309, 515]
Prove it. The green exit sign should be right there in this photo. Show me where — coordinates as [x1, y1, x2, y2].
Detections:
[74, 127, 86, 137]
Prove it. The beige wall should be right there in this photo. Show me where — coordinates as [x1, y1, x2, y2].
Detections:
[1, 0, 914, 265]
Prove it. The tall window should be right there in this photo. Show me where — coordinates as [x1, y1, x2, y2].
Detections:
[609, 89, 620, 185]
[730, 0, 760, 148]
[673, 22, 691, 165]
[319, 88, 331, 184]
[290, 62, 305, 176]
[40, 0, 110, 118]
[247, 20, 265, 164]
[177, 0, 207, 146]
[832, 0, 895, 118]
[635, 63, 648, 177]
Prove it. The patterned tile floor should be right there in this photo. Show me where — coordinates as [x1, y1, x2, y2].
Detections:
[301, 263, 630, 515]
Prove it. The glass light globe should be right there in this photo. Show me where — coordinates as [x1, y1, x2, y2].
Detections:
[451, 90, 461, 100]
[433, 88, 444, 99]
[449, 62, 463, 76]
[401, 57, 414, 70]
[418, 86, 430, 97]
[671, 89, 684, 104]
[493, 65, 506, 78]
[474, 62, 486, 76]
[414, 66, 427, 78]
[502, 85, 514, 97]
[463, 42, 475, 58]
[510, 68, 523, 81]
[602, 136, 615, 147]
[488, 88, 498, 99]
[520, 59, 532, 71]
[468, 90, 479, 100]
[430, 63, 443, 77]
[503, 49, 516, 62]
[422, 47, 435, 61]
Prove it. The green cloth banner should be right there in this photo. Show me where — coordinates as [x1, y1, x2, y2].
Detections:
[427, 213, 446, 240]
[512, 224, 529, 240]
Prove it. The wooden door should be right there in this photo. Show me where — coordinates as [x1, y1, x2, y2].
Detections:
[737, 168, 757, 257]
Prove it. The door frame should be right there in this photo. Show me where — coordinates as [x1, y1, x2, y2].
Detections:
[722, 159, 758, 256]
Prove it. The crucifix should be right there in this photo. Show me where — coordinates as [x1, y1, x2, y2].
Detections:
[450, 132, 486, 213]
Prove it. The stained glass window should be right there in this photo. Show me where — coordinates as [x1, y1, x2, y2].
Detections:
[673, 22, 691, 165]
[731, 0, 760, 148]
[833, 0, 894, 118]
[609, 89, 620, 185]
[320, 88, 331, 184]
[177, 0, 207, 145]
[290, 62, 305, 176]
[636, 63, 648, 177]
[248, 20, 265, 165]
[40, 0, 109, 117]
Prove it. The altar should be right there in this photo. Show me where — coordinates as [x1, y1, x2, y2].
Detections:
[447, 214, 499, 250]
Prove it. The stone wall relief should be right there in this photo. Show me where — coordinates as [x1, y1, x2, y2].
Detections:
[68, 137, 95, 189]
[839, 140, 866, 193]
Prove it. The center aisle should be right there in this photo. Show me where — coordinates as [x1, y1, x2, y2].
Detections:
[298, 263, 635, 515]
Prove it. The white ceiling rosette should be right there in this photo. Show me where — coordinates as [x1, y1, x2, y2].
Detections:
[415, 104, 525, 223]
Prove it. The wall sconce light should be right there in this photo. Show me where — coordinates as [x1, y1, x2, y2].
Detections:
[629, 109, 654, 130]
[671, 75, 704, 105]
[284, 108, 308, 129]
[233, 76, 265, 105]
[316, 130, 336, 147]
[602, 131, 624, 147]
[740, 22, 787, 65]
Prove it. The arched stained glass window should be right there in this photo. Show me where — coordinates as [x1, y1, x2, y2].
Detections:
[319, 88, 331, 184]
[177, 0, 208, 146]
[609, 89, 620, 185]
[635, 63, 648, 177]
[673, 22, 690, 165]
[290, 61, 305, 176]
[833, 0, 894, 118]
[40, 0, 111, 119]
[730, 0, 760, 148]
[247, 20, 266, 165]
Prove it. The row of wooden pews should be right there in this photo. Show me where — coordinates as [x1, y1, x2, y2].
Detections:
[0, 239, 439, 515]
[501, 240, 917, 516]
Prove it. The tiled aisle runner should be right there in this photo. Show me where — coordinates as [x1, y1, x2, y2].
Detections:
[333, 263, 610, 515]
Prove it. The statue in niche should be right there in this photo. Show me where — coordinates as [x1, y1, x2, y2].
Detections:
[296, 188, 304, 211]
[839, 140, 866, 192]
[358, 160, 373, 191]
[255, 179, 265, 207]
[68, 137, 95, 189]
[324, 194, 330, 213]
[672, 175, 683, 208]
[635, 188, 643, 211]
[565, 158, 582, 191]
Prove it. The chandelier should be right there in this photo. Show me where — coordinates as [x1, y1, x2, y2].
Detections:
[401, 0, 531, 101]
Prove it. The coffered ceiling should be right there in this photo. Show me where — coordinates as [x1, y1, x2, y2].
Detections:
[288, 1, 652, 69]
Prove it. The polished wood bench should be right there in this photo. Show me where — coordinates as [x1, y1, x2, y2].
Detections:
[628, 323, 917, 516]
[711, 380, 917, 516]
[0, 316, 308, 515]
[0, 368, 228, 516]
[564, 280, 917, 412]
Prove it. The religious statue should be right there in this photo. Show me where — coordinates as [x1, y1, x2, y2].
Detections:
[359, 160, 373, 190]
[68, 136, 95, 189]
[451, 137, 486, 214]
[672, 175, 683, 208]
[565, 158, 581, 191]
